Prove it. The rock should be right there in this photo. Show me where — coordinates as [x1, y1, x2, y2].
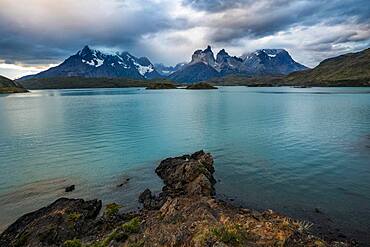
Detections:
[315, 207, 322, 214]
[65, 185, 75, 192]
[0, 198, 102, 247]
[155, 150, 215, 197]
[117, 178, 131, 187]
[1, 151, 355, 247]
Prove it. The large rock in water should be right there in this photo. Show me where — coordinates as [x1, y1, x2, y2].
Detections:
[0, 198, 102, 247]
[139, 150, 216, 210]
[157, 150, 215, 196]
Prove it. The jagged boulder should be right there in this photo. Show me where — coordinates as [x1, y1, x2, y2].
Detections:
[139, 150, 216, 210]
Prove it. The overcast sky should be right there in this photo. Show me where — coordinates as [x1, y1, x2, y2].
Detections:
[0, 0, 369, 79]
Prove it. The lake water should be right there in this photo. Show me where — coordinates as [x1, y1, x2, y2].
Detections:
[1, 87, 370, 244]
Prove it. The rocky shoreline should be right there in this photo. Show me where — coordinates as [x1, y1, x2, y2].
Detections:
[0, 151, 356, 246]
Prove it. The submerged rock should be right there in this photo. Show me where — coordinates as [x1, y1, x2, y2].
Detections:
[0, 151, 355, 247]
[117, 178, 130, 187]
[65, 184, 75, 192]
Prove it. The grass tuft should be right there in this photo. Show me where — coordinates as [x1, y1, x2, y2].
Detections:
[63, 239, 82, 247]
[104, 203, 122, 217]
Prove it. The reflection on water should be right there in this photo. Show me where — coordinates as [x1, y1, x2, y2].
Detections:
[0, 87, 370, 243]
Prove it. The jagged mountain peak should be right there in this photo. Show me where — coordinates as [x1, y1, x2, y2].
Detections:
[243, 49, 289, 59]
[217, 49, 228, 56]
[20, 46, 162, 81]
[190, 45, 216, 66]
[216, 49, 231, 64]
[170, 46, 307, 83]
[204, 45, 213, 53]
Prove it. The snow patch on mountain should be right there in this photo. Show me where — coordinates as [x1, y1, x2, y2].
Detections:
[135, 63, 154, 76]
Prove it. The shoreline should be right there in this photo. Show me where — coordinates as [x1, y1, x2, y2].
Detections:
[12, 84, 370, 91]
[0, 151, 357, 246]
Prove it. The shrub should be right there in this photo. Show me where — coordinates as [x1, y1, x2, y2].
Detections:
[67, 212, 82, 222]
[104, 203, 122, 217]
[211, 225, 242, 245]
[122, 217, 141, 234]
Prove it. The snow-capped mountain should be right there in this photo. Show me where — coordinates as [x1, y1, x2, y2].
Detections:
[19, 45, 308, 84]
[240, 49, 307, 75]
[169, 46, 308, 83]
[154, 63, 186, 76]
[20, 46, 161, 80]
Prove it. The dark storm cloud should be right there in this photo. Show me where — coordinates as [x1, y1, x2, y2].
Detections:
[182, 0, 370, 44]
[0, 0, 177, 65]
[0, 0, 369, 71]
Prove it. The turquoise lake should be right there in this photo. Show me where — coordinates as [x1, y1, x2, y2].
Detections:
[0, 87, 369, 243]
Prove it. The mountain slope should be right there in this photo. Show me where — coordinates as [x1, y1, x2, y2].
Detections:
[169, 46, 307, 83]
[155, 63, 185, 76]
[169, 46, 220, 83]
[286, 48, 370, 86]
[0, 75, 28, 93]
[169, 62, 220, 83]
[241, 49, 307, 75]
[0, 75, 16, 87]
[19, 46, 161, 81]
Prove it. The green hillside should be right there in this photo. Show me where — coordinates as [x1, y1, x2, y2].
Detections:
[0, 75, 28, 93]
[285, 48, 370, 86]
[18, 77, 173, 89]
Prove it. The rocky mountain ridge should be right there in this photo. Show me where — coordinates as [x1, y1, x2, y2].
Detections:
[19, 46, 162, 81]
[169, 46, 308, 83]
[19, 45, 307, 84]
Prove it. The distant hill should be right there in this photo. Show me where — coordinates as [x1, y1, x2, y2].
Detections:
[203, 75, 285, 87]
[0, 75, 15, 87]
[169, 46, 307, 83]
[17, 77, 171, 90]
[285, 48, 370, 86]
[19, 46, 162, 81]
[0, 75, 28, 93]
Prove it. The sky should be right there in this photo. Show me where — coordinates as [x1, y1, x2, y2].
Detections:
[0, 0, 369, 79]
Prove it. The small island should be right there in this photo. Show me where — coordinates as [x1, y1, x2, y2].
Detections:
[186, 82, 218, 90]
[145, 82, 177, 90]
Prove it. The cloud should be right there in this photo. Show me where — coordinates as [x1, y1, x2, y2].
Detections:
[0, 0, 369, 78]
[0, 0, 178, 65]
[182, 0, 247, 12]
[182, 0, 370, 43]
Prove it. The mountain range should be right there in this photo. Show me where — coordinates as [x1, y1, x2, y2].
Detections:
[18, 45, 307, 83]
[20, 46, 162, 81]
[204, 48, 370, 87]
[168, 46, 307, 83]
[13, 45, 370, 89]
